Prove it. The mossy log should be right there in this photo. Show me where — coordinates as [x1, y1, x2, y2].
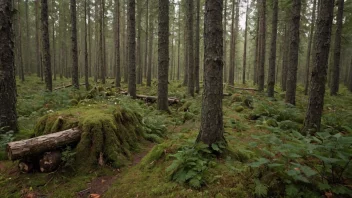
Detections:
[7, 128, 81, 161]
[120, 91, 179, 105]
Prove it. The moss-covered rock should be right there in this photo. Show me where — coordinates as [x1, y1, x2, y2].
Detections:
[234, 106, 244, 113]
[266, 119, 278, 127]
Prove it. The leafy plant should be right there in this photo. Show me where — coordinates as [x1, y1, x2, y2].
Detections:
[248, 130, 352, 196]
[166, 142, 218, 189]
[61, 146, 76, 169]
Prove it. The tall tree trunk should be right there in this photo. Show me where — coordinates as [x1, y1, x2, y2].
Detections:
[88, 0, 91, 78]
[144, 0, 148, 79]
[228, 0, 235, 86]
[128, 0, 136, 98]
[197, 0, 224, 145]
[253, 14, 259, 84]
[223, 0, 227, 83]
[182, 22, 188, 86]
[157, 0, 169, 111]
[114, 0, 120, 88]
[100, 0, 105, 84]
[242, 3, 248, 84]
[52, 0, 56, 81]
[147, 18, 153, 87]
[257, 0, 266, 91]
[281, 24, 288, 91]
[187, 0, 194, 96]
[41, 0, 52, 91]
[302, 0, 334, 134]
[35, 0, 40, 77]
[17, 0, 24, 82]
[84, 0, 89, 90]
[71, 0, 79, 89]
[136, 0, 142, 84]
[177, 3, 181, 81]
[194, 0, 200, 93]
[25, 0, 29, 74]
[304, 0, 317, 95]
[330, 0, 344, 96]
[285, 0, 301, 105]
[267, 0, 278, 97]
[349, 57, 352, 92]
[0, 0, 18, 132]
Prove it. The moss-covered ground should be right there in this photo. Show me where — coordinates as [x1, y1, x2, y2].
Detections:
[1, 76, 351, 197]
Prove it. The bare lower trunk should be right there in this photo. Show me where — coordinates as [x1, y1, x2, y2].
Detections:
[197, 0, 224, 145]
[330, 0, 344, 96]
[128, 0, 136, 98]
[157, 0, 169, 111]
[285, 0, 301, 105]
[41, 0, 52, 91]
[267, 0, 278, 97]
[0, 0, 18, 132]
[302, 0, 334, 134]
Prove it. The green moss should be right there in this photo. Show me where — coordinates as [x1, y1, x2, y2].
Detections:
[234, 106, 244, 112]
[140, 142, 171, 169]
[231, 94, 243, 103]
[266, 119, 278, 127]
[32, 104, 163, 170]
[179, 101, 192, 112]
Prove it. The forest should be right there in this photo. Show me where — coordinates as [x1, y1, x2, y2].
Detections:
[0, 0, 352, 197]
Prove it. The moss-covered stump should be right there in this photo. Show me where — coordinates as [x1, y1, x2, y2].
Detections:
[33, 105, 162, 169]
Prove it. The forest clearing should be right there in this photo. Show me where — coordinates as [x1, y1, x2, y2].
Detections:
[0, 0, 352, 197]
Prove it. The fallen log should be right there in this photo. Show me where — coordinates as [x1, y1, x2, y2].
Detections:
[54, 83, 86, 91]
[119, 91, 180, 105]
[7, 128, 81, 161]
[18, 160, 34, 173]
[227, 85, 279, 93]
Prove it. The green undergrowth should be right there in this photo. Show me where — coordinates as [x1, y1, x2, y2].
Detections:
[1, 78, 352, 197]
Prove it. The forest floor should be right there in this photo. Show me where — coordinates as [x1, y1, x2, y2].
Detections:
[0, 76, 351, 197]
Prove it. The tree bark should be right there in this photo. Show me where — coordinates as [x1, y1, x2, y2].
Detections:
[281, 24, 288, 91]
[7, 128, 81, 161]
[228, 0, 235, 86]
[197, 0, 224, 145]
[84, 0, 89, 90]
[285, 0, 301, 105]
[136, 0, 142, 84]
[0, 0, 18, 133]
[41, 0, 52, 91]
[35, 0, 40, 77]
[304, 0, 317, 95]
[17, 0, 24, 82]
[71, 0, 79, 89]
[242, 4, 248, 84]
[144, 0, 148, 79]
[114, 0, 121, 88]
[223, 0, 227, 83]
[302, 0, 334, 134]
[187, 0, 194, 96]
[267, 0, 278, 97]
[147, 18, 153, 87]
[177, 4, 181, 81]
[257, 0, 266, 91]
[330, 0, 344, 96]
[128, 0, 136, 98]
[157, 0, 169, 111]
[194, 0, 200, 94]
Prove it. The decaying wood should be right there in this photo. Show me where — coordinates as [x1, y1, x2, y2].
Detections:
[120, 91, 180, 105]
[18, 160, 34, 173]
[39, 151, 62, 173]
[7, 128, 81, 161]
[226, 85, 279, 93]
[54, 83, 85, 91]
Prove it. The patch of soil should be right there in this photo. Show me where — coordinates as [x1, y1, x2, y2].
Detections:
[78, 142, 155, 197]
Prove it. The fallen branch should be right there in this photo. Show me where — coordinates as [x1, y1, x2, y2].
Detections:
[7, 128, 81, 161]
[119, 91, 180, 105]
[227, 85, 279, 93]
[54, 83, 86, 91]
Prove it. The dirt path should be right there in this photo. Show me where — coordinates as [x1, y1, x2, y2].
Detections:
[77, 142, 155, 197]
